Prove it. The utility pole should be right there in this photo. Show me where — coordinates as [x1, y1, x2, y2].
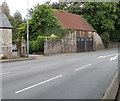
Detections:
[26, 0, 29, 58]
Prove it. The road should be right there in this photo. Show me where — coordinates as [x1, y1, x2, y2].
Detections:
[0, 48, 119, 99]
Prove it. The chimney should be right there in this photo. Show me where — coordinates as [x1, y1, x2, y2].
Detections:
[0, 6, 4, 13]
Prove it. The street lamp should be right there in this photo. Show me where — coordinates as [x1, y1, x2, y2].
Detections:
[27, 0, 29, 58]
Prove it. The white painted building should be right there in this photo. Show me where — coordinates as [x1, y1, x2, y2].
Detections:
[0, 6, 12, 58]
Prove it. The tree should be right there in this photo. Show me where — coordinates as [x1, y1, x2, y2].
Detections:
[82, 2, 119, 42]
[17, 22, 27, 39]
[74, 3, 119, 42]
[19, 4, 64, 40]
[101, 32, 110, 48]
[30, 4, 62, 37]
[18, 4, 69, 53]
[13, 11, 23, 40]
[52, 2, 60, 9]
[2, 1, 10, 17]
[14, 11, 22, 27]
[113, 2, 120, 42]
[52, 2, 120, 42]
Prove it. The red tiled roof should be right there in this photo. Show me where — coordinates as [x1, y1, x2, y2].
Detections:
[54, 10, 96, 32]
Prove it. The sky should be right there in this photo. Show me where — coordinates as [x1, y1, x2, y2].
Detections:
[0, 0, 59, 19]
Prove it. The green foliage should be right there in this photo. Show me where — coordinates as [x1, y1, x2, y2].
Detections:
[18, 4, 65, 40]
[18, 4, 69, 53]
[100, 32, 110, 48]
[14, 11, 23, 27]
[29, 41, 37, 51]
[13, 11, 23, 40]
[81, 3, 117, 35]
[36, 36, 44, 51]
[30, 4, 62, 36]
[52, 2, 60, 9]
[81, 3, 119, 42]
[29, 35, 61, 53]
[17, 23, 27, 39]
[36, 36, 60, 39]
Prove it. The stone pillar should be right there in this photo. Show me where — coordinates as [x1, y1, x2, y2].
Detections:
[21, 40, 26, 57]
[0, 30, 2, 57]
[44, 39, 48, 55]
[0, 6, 3, 58]
[74, 30, 77, 52]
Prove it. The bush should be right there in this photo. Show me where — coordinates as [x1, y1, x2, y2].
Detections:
[36, 36, 44, 50]
[37, 35, 60, 39]
[29, 35, 62, 54]
[100, 32, 110, 48]
[29, 41, 37, 53]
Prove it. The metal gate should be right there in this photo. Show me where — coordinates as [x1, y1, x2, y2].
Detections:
[77, 37, 93, 52]
[86, 37, 93, 52]
[77, 37, 85, 52]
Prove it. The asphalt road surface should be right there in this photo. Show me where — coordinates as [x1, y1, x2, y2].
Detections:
[0, 48, 119, 99]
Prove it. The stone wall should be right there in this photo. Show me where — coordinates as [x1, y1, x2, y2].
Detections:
[108, 42, 120, 49]
[61, 31, 77, 53]
[93, 32, 105, 50]
[44, 40, 62, 55]
[0, 30, 2, 57]
[44, 31, 77, 55]
[0, 29, 12, 58]
[44, 31, 105, 55]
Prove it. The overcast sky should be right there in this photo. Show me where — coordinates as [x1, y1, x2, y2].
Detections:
[0, 0, 58, 19]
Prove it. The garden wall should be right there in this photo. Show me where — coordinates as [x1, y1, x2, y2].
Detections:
[44, 31, 77, 55]
[108, 42, 120, 49]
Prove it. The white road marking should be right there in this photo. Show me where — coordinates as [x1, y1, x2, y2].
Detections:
[16, 75, 63, 94]
[75, 64, 92, 71]
[0, 72, 10, 76]
[0, 97, 2, 100]
[98, 54, 116, 59]
[110, 53, 120, 61]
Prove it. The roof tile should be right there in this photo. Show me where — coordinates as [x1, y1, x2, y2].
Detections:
[54, 10, 95, 32]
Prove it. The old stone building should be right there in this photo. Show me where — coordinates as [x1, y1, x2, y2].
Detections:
[44, 10, 104, 55]
[0, 6, 12, 58]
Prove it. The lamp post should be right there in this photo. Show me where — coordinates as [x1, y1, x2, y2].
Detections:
[26, 0, 29, 58]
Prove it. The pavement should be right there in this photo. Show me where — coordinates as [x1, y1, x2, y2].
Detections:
[0, 55, 43, 63]
[115, 85, 120, 101]
[0, 48, 119, 100]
